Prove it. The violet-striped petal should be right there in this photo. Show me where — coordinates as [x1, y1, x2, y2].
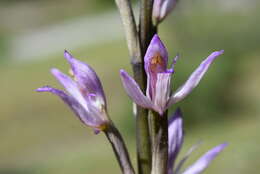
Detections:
[168, 50, 224, 106]
[153, 0, 177, 25]
[36, 86, 103, 128]
[51, 68, 89, 111]
[174, 141, 202, 174]
[168, 108, 184, 174]
[153, 0, 163, 24]
[160, 0, 178, 22]
[85, 93, 107, 123]
[144, 35, 168, 98]
[154, 73, 172, 115]
[182, 143, 228, 174]
[64, 50, 106, 105]
[120, 69, 154, 109]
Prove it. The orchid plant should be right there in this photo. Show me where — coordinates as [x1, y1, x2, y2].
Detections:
[37, 0, 227, 174]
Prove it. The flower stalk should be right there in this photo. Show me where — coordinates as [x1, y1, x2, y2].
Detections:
[105, 122, 136, 174]
[114, 0, 155, 173]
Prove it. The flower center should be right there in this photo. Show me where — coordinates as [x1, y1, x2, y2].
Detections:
[150, 52, 165, 73]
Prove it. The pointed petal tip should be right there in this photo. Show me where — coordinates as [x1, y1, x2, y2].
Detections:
[212, 50, 224, 57]
[172, 107, 183, 119]
[119, 69, 128, 77]
[119, 69, 126, 74]
[217, 142, 228, 151]
[168, 107, 183, 126]
[50, 68, 60, 76]
[151, 34, 161, 43]
[175, 107, 182, 115]
[35, 87, 47, 92]
[153, 34, 159, 39]
[35, 86, 54, 92]
[64, 50, 74, 61]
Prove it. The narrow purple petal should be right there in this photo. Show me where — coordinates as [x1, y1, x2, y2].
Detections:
[36, 86, 104, 128]
[120, 69, 154, 109]
[153, 73, 172, 115]
[144, 35, 168, 98]
[182, 143, 228, 174]
[64, 50, 106, 105]
[153, 0, 177, 25]
[85, 93, 108, 124]
[153, 0, 163, 24]
[51, 68, 88, 110]
[167, 53, 180, 73]
[174, 141, 202, 174]
[160, 0, 177, 22]
[168, 50, 224, 106]
[168, 108, 184, 174]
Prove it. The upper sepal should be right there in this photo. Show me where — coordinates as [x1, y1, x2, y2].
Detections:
[64, 50, 106, 107]
[144, 35, 168, 75]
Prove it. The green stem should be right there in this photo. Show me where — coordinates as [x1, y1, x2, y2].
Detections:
[105, 123, 135, 174]
[139, 0, 156, 56]
[149, 111, 168, 174]
[136, 1, 158, 173]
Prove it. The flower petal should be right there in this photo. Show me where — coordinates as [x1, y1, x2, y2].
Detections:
[153, 0, 163, 24]
[153, 0, 177, 25]
[168, 108, 184, 174]
[144, 34, 168, 98]
[182, 143, 228, 174]
[168, 50, 224, 106]
[120, 69, 154, 109]
[64, 50, 106, 105]
[154, 73, 172, 115]
[174, 141, 202, 174]
[36, 86, 104, 128]
[160, 0, 177, 22]
[85, 93, 108, 124]
[51, 68, 89, 110]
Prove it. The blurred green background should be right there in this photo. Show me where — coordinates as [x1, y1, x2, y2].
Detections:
[0, 0, 259, 173]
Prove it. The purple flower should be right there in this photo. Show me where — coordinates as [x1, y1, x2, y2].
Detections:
[153, 0, 178, 25]
[120, 34, 224, 115]
[168, 108, 227, 174]
[36, 51, 109, 133]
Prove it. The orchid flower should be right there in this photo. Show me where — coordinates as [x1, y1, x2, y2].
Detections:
[120, 34, 224, 115]
[153, 0, 178, 25]
[168, 108, 227, 174]
[36, 51, 109, 133]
